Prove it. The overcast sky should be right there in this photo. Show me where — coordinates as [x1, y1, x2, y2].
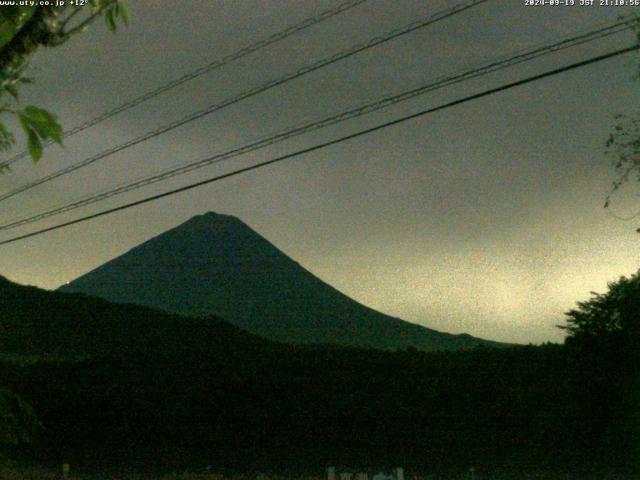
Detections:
[1, 0, 639, 344]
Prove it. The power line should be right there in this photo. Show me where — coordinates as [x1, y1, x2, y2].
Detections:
[0, 44, 636, 247]
[0, 0, 371, 170]
[0, 0, 489, 203]
[0, 17, 633, 232]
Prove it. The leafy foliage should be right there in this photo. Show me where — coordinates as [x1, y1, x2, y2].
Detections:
[0, 1, 128, 164]
[604, 18, 640, 227]
[17, 106, 63, 161]
[605, 114, 640, 224]
[560, 270, 640, 344]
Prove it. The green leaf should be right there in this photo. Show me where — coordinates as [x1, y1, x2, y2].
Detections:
[21, 106, 63, 145]
[18, 107, 63, 161]
[117, 1, 130, 25]
[105, 7, 117, 32]
[25, 127, 43, 162]
[0, 21, 18, 49]
[0, 7, 36, 49]
[0, 6, 34, 25]
[0, 123, 15, 151]
[89, 0, 102, 13]
[23, 105, 55, 118]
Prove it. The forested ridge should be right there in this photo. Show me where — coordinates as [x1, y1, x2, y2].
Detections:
[0, 274, 638, 477]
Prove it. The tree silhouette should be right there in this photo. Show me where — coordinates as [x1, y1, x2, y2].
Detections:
[0, 388, 41, 460]
[560, 270, 640, 345]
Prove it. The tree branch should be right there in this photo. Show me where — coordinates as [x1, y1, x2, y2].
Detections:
[55, 7, 82, 34]
[54, 0, 117, 43]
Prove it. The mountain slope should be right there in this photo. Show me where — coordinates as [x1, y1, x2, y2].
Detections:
[60, 212, 505, 351]
[0, 274, 267, 357]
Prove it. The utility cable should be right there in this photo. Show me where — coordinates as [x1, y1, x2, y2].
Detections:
[0, 0, 489, 203]
[0, 17, 634, 232]
[0, 0, 371, 169]
[0, 43, 636, 246]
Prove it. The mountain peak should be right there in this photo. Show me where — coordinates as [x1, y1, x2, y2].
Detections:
[60, 214, 505, 351]
[197, 211, 240, 221]
[177, 212, 261, 235]
[180, 211, 245, 229]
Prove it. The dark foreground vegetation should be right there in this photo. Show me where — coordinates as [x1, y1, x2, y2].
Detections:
[0, 273, 638, 478]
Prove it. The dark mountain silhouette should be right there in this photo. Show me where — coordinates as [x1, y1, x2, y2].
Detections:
[60, 212, 505, 351]
[0, 273, 267, 357]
